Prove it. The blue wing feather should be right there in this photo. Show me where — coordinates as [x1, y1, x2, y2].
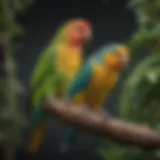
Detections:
[67, 63, 92, 98]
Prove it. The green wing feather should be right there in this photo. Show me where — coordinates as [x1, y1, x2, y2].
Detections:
[30, 21, 69, 105]
[31, 46, 55, 89]
[30, 46, 63, 105]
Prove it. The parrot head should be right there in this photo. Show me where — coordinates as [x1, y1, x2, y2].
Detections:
[104, 44, 130, 71]
[60, 18, 92, 47]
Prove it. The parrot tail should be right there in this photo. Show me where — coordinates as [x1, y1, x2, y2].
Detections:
[26, 123, 45, 153]
[25, 100, 45, 153]
[59, 127, 78, 153]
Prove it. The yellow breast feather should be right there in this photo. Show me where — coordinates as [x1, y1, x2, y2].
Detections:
[71, 62, 118, 110]
[56, 44, 82, 80]
[84, 63, 118, 108]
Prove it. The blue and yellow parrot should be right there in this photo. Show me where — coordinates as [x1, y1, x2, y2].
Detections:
[25, 18, 92, 153]
[59, 43, 130, 152]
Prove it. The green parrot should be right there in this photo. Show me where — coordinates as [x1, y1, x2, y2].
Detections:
[25, 18, 92, 153]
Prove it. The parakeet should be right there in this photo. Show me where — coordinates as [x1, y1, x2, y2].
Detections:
[59, 43, 130, 153]
[25, 18, 92, 153]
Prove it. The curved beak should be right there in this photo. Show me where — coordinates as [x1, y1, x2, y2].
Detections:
[121, 54, 129, 66]
[83, 29, 92, 42]
[116, 46, 130, 66]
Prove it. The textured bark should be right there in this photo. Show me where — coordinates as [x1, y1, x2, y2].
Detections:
[44, 95, 160, 150]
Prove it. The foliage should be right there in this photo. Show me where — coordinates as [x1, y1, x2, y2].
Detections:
[99, 140, 160, 160]
[0, 0, 34, 145]
[100, 0, 160, 160]
[127, 0, 160, 53]
[120, 0, 160, 130]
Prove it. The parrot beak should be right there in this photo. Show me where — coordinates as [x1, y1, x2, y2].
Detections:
[110, 53, 129, 70]
[83, 29, 92, 42]
[121, 54, 129, 67]
[116, 46, 130, 67]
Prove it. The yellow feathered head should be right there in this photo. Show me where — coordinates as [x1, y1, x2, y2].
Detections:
[103, 44, 130, 71]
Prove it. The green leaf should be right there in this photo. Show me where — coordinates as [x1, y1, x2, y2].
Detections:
[129, 29, 152, 49]
[0, 0, 34, 145]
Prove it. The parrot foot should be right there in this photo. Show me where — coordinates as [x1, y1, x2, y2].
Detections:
[59, 142, 70, 154]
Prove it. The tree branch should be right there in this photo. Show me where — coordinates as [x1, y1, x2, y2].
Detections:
[44, 95, 160, 150]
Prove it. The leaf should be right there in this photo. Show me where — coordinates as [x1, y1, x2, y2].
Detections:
[128, 0, 147, 9]
[119, 55, 160, 118]
[0, 0, 34, 145]
[129, 29, 153, 50]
